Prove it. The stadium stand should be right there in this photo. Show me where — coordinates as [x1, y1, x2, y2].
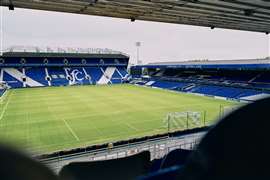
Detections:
[25, 67, 48, 86]
[84, 67, 103, 84]
[1, 68, 24, 88]
[150, 81, 189, 90]
[0, 47, 129, 88]
[131, 58, 270, 101]
[47, 67, 69, 86]
[63, 67, 92, 85]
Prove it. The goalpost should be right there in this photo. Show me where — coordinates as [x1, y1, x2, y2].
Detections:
[163, 104, 242, 133]
[164, 111, 205, 133]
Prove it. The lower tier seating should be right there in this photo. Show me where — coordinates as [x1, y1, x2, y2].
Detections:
[151, 81, 189, 90]
[192, 86, 245, 98]
[136, 79, 267, 100]
[0, 66, 128, 88]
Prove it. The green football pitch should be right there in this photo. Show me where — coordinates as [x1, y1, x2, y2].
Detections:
[0, 84, 239, 154]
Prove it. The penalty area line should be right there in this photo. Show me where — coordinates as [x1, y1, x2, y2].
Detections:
[62, 118, 80, 141]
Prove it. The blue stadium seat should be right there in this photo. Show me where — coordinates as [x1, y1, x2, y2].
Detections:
[144, 78, 267, 100]
[151, 80, 188, 90]
[84, 67, 103, 84]
[1, 68, 24, 88]
[25, 67, 48, 86]
[47, 67, 69, 86]
[117, 67, 128, 77]
[111, 67, 123, 83]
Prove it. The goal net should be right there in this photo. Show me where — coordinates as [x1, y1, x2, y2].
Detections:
[163, 111, 203, 132]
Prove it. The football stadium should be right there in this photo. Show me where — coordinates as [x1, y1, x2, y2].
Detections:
[0, 1, 270, 180]
[0, 47, 239, 154]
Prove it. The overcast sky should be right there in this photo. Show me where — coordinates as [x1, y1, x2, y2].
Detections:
[1, 7, 269, 64]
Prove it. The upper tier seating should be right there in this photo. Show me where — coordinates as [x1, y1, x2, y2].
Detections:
[155, 69, 270, 89]
[206, 74, 255, 82]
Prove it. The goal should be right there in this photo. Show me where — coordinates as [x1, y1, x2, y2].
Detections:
[164, 111, 204, 132]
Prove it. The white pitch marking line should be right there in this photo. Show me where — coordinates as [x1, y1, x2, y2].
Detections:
[62, 118, 80, 141]
[0, 91, 12, 122]
[125, 122, 138, 131]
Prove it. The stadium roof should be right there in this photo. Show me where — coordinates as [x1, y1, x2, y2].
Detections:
[3, 46, 129, 56]
[1, 46, 130, 58]
[1, 0, 270, 33]
[147, 58, 270, 65]
[133, 58, 270, 70]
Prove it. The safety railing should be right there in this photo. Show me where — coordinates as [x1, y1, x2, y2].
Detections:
[39, 132, 204, 173]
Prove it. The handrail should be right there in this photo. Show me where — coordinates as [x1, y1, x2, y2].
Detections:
[39, 136, 171, 163]
[39, 133, 203, 172]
